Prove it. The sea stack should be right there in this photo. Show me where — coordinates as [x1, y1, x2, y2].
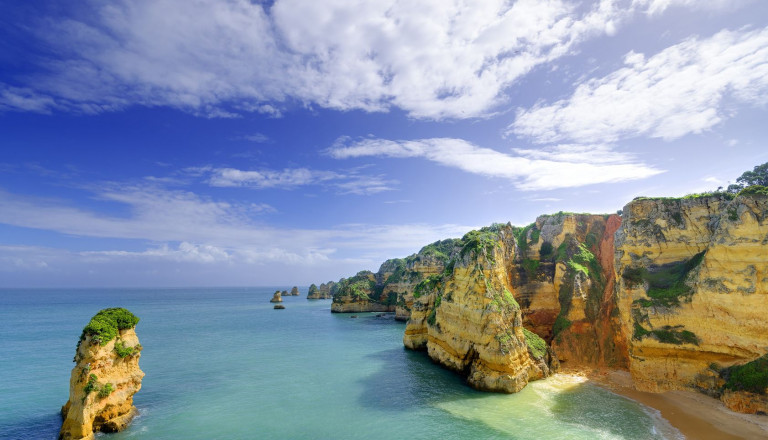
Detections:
[290, 286, 300, 296]
[270, 291, 283, 303]
[60, 308, 144, 440]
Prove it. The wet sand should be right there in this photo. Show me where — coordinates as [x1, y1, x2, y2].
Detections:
[580, 370, 768, 440]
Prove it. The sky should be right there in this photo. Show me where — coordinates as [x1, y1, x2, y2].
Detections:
[1, 0, 768, 287]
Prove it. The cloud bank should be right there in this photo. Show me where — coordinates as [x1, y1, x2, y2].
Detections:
[328, 137, 662, 190]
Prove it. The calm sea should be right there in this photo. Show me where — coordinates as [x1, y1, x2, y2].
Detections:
[0, 288, 682, 439]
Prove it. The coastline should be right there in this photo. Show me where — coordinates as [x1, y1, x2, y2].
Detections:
[569, 370, 768, 440]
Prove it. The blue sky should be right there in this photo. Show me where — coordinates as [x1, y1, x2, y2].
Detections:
[1, 0, 767, 287]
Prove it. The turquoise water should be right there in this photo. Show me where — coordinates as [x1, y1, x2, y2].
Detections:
[0, 288, 682, 439]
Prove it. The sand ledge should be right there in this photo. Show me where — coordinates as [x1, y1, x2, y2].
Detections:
[558, 369, 768, 440]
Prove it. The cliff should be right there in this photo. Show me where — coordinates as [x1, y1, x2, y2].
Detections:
[60, 308, 144, 440]
[615, 193, 768, 410]
[327, 191, 768, 409]
[403, 224, 558, 392]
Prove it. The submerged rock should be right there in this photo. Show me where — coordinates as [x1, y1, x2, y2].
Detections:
[60, 308, 144, 440]
[274, 304, 286, 310]
[270, 291, 282, 303]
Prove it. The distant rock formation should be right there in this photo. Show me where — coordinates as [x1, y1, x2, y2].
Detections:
[60, 308, 144, 440]
[280, 290, 288, 297]
[308, 282, 336, 299]
[274, 304, 286, 310]
[290, 286, 300, 296]
[270, 291, 282, 303]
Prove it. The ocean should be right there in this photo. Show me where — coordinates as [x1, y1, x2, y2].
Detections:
[0, 288, 682, 439]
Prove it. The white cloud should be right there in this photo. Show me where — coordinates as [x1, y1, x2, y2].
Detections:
[633, 0, 754, 15]
[2, 0, 633, 119]
[0, 186, 474, 266]
[197, 166, 396, 195]
[328, 137, 662, 190]
[510, 27, 768, 144]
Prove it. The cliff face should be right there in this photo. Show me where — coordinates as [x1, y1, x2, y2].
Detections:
[510, 213, 628, 370]
[615, 194, 768, 401]
[60, 309, 144, 440]
[307, 282, 336, 299]
[403, 225, 558, 392]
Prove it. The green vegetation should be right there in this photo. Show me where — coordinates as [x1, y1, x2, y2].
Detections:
[308, 283, 319, 296]
[333, 272, 376, 302]
[723, 355, 768, 394]
[413, 274, 442, 298]
[530, 229, 540, 244]
[98, 383, 115, 398]
[488, 286, 520, 315]
[114, 340, 140, 358]
[460, 226, 502, 259]
[415, 239, 461, 263]
[633, 323, 698, 345]
[83, 374, 99, 394]
[522, 258, 540, 278]
[727, 207, 739, 221]
[738, 185, 768, 196]
[539, 241, 554, 259]
[566, 243, 600, 278]
[727, 162, 768, 193]
[623, 251, 705, 307]
[80, 308, 139, 347]
[512, 223, 535, 255]
[553, 316, 572, 337]
[523, 328, 547, 360]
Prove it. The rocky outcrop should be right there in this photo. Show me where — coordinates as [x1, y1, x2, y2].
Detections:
[290, 286, 300, 296]
[615, 194, 768, 396]
[404, 225, 558, 392]
[270, 291, 282, 303]
[60, 308, 144, 440]
[328, 240, 455, 316]
[308, 282, 335, 299]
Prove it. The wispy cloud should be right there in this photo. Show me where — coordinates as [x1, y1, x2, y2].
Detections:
[510, 27, 768, 144]
[632, 0, 754, 15]
[0, 0, 636, 119]
[328, 137, 662, 190]
[191, 166, 396, 195]
[0, 186, 473, 266]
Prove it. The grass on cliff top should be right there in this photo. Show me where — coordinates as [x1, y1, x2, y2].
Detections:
[460, 224, 505, 259]
[80, 308, 139, 347]
[523, 328, 547, 360]
[722, 354, 768, 395]
[632, 191, 735, 202]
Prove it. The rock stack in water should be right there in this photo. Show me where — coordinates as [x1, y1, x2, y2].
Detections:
[290, 286, 300, 296]
[60, 308, 144, 440]
[270, 291, 283, 303]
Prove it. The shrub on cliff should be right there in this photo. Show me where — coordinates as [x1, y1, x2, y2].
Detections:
[80, 308, 140, 347]
[723, 355, 768, 395]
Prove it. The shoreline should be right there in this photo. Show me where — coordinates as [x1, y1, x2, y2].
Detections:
[565, 370, 768, 440]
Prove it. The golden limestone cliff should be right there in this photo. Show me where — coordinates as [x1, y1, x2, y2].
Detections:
[60, 308, 144, 440]
[327, 191, 768, 409]
[403, 225, 557, 392]
[615, 193, 768, 412]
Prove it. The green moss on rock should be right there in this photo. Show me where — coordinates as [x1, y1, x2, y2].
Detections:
[80, 308, 139, 347]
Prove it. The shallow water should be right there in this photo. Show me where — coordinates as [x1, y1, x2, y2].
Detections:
[0, 288, 681, 439]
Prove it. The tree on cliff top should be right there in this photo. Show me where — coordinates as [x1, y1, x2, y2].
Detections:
[727, 161, 768, 193]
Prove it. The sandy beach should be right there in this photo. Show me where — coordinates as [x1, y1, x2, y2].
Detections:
[577, 370, 768, 440]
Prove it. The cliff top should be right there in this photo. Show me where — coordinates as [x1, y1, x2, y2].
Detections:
[80, 308, 140, 347]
